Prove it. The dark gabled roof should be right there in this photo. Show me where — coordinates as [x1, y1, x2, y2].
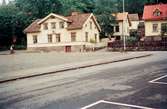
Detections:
[129, 14, 139, 21]
[66, 13, 91, 30]
[24, 13, 101, 33]
[24, 19, 41, 33]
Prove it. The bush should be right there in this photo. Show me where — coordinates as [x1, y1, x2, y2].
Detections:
[126, 37, 138, 44]
[14, 45, 26, 50]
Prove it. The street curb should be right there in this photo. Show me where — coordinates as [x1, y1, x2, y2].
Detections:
[0, 54, 152, 84]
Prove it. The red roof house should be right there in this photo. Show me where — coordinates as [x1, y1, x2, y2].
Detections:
[143, 3, 167, 21]
[143, 4, 167, 39]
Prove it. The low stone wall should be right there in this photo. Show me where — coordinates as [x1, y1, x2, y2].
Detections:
[27, 46, 65, 52]
[27, 45, 93, 52]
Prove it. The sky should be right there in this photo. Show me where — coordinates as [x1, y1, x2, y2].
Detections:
[0, 0, 9, 4]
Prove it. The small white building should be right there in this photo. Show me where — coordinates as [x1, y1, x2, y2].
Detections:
[112, 12, 131, 40]
[129, 14, 140, 31]
[24, 12, 101, 52]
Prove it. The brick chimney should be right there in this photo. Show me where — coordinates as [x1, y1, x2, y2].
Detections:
[71, 12, 80, 16]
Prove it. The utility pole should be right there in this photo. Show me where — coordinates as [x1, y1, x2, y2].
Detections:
[122, 0, 126, 51]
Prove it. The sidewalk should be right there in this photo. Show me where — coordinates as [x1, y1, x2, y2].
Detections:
[0, 51, 152, 83]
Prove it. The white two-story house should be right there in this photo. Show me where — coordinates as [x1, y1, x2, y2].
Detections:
[112, 12, 131, 40]
[24, 12, 101, 52]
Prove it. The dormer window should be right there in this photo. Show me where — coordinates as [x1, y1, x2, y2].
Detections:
[59, 22, 65, 29]
[153, 9, 161, 16]
[43, 23, 48, 30]
[51, 22, 56, 29]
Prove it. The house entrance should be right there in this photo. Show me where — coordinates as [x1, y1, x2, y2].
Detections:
[65, 46, 71, 52]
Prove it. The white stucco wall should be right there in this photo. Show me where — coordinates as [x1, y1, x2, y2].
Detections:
[39, 18, 69, 43]
[27, 33, 40, 47]
[129, 21, 139, 30]
[82, 16, 100, 43]
[113, 19, 130, 37]
[145, 20, 167, 37]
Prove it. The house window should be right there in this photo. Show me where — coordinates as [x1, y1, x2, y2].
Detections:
[111, 26, 114, 33]
[161, 23, 167, 33]
[153, 24, 158, 32]
[115, 26, 119, 32]
[33, 35, 38, 44]
[43, 23, 48, 30]
[85, 32, 89, 42]
[48, 34, 53, 43]
[71, 32, 76, 42]
[51, 22, 56, 29]
[56, 34, 61, 42]
[95, 34, 97, 43]
[59, 22, 64, 29]
[153, 9, 161, 16]
[116, 36, 121, 40]
[90, 21, 92, 29]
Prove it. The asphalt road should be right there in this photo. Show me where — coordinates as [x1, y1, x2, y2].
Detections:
[0, 52, 167, 109]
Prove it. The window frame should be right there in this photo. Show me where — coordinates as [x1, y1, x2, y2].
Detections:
[48, 34, 53, 43]
[43, 23, 48, 30]
[55, 34, 61, 43]
[161, 23, 167, 34]
[51, 22, 56, 29]
[115, 25, 120, 32]
[71, 32, 76, 42]
[85, 32, 89, 42]
[59, 22, 65, 29]
[33, 35, 38, 44]
[153, 9, 161, 16]
[95, 33, 97, 43]
[152, 24, 158, 32]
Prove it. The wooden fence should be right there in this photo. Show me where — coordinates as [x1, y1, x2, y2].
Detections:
[108, 40, 167, 51]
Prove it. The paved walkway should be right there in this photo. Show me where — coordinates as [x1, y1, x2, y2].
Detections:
[0, 50, 152, 83]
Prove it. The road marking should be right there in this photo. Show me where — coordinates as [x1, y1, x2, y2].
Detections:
[149, 81, 167, 85]
[81, 100, 155, 109]
[81, 100, 103, 109]
[149, 75, 167, 85]
[101, 100, 155, 109]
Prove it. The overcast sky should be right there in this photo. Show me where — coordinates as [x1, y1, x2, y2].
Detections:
[0, 0, 10, 4]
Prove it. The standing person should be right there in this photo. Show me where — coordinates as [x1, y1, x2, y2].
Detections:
[10, 44, 14, 54]
[10, 36, 16, 54]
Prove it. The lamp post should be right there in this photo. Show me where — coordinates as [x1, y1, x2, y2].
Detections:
[122, 0, 126, 51]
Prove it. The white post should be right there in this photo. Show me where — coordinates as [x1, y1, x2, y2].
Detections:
[122, 0, 126, 51]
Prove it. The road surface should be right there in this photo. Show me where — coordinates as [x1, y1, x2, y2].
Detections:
[0, 52, 167, 109]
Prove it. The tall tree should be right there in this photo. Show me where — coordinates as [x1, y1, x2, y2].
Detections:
[15, 0, 63, 18]
[116, 0, 149, 14]
[60, 0, 95, 15]
[0, 4, 20, 47]
[94, 0, 117, 38]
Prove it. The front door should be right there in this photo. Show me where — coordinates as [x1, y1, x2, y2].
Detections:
[65, 46, 71, 52]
